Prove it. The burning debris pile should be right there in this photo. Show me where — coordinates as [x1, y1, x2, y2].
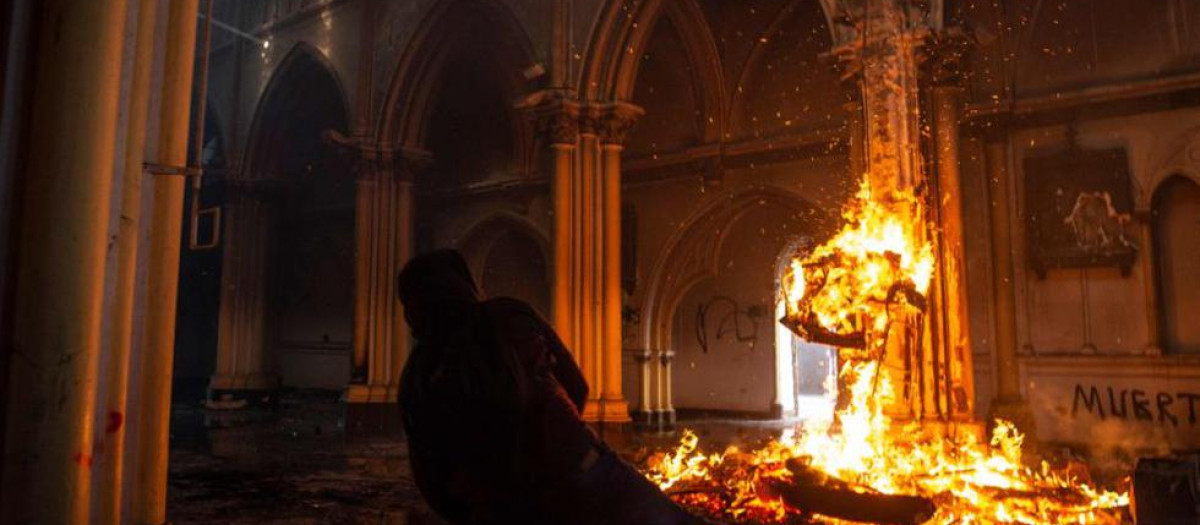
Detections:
[641, 181, 1130, 524]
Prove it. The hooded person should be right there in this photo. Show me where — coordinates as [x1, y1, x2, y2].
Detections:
[397, 249, 713, 525]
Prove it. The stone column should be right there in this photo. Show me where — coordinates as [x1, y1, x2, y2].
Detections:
[130, 0, 201, 523]
[984, 134, 1035, 434]
[527, 97, 639, 426]
[657, 350, 677, 429]
[345, 144, 429, 418]
[210, 179, 281, 399]
[1136, 212, 1163, 355]
[834, 0, 937, 419]
[0, 0, 129, 522]
[842, 0, 926, 194]
[927, 31, 975, 421]
[632, 350, 656, 427]
[96, 2, 159, 522]
[528, 96, 580, 349]
[595, 103, 641, 423]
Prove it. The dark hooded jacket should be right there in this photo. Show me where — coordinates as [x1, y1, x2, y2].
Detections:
[397, 250, 596, 525]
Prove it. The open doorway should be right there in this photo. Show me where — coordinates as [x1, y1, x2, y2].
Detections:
[774, 241, 837, 422]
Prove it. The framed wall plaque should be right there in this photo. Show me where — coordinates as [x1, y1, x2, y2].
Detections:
[1023, 145, 1138, 278]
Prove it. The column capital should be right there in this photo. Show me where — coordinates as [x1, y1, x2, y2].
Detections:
[582, 102, 644, 145]
[521, 91, 582, 146]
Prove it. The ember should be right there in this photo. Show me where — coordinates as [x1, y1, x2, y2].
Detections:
[642, 179, 1130, 524]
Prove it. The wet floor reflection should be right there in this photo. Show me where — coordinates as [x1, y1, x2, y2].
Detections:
[167, 390, 442, 524]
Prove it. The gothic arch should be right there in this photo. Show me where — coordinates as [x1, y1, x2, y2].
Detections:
[1146, 125, 1200, 208]
[725, 0, 841, 136]
[639, 186, 827, 354]
[456, 212, 551, 279]
[579, 0, 845, 105]
[377, 0, 537, 152]
[457, 212, 552, 315]
[1151, 175, 1200, 354]
[241, 42, 350, 180]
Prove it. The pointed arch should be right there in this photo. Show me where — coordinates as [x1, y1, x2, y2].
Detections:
[639, 186, 829, 353]
[579, 0, 844, 106]
[377, 0, 537, 151]
[457, 212, 552, 315]
[241, 42, 350, 179]
[456, 211, 551, 280]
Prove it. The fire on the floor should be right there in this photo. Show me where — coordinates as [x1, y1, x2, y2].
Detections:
[640, 173, 1131, 524]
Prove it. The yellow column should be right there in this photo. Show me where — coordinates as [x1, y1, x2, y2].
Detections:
[131, 0, 200, 522]
[600, 142, 630, 422]
[928, 32, 975, 421]
[528, 96, 580, 355]
[593, 103, 641, 423]
[0, 0, 129, 522]
[96, 1, 159, 523]
[577, 122, 601, 417]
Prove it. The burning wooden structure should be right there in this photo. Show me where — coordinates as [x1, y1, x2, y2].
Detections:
[642, 1, 1130, 523]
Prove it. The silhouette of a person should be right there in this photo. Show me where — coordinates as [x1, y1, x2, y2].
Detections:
[397, 249, 711, 525]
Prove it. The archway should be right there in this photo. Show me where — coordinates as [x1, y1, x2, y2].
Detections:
[670, 199, 822, 417]
[263, 48, 354, 391]
[377, 0, 539, 252]
[459, 214, 552, 317]
[635, 187, 828, 420]
[213, 43, 354, 395]
[1153, 175, 1200, 354]
[773, 240, 837, 422]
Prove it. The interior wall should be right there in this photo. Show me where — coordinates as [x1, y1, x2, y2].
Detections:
[988, 106, 1200, 451]
[671, 204, 807, 414]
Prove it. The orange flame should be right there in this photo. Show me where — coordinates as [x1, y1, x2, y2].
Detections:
[643, 178, 1128, 524]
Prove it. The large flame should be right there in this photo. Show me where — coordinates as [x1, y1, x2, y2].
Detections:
[643, 178, 1129, 524]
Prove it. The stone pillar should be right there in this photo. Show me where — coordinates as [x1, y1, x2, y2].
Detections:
[96, 2, 159, 522]
[1136, 213, 1163, 355]
[595, 103, 641, 423]
[0, 0, 129, 522]
[632, 350, 656, 427]
[210, 179, 281, 399]
[834, 0, 943, 419]
[845, 0, 926, 194]
[527, 97, 639, 426]
[345, 143, 429, 427]
[130, 2, 201, 520]
[528, 96, 580, 348]
[657, 350, 677, 429]
[927, 31, 975, 421]
[984, 135, 1035, 434]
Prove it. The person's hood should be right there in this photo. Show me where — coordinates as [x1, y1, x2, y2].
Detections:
[397, 249, 482, 343]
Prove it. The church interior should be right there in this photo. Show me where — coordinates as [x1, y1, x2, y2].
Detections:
[2, 0, 1200, 523]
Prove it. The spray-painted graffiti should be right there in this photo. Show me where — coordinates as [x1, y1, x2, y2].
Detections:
[1072, 384, 1200, 427]
[694, 296, 765, 354]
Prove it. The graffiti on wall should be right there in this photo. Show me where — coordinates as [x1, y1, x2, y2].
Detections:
[1071, 383, 1200, 427]
[694, 296, 765, 354]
